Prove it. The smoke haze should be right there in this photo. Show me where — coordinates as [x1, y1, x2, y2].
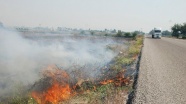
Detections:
[0, 28, 127, 97]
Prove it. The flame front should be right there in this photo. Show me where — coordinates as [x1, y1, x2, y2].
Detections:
[100, 79, 114, 85]
[31, 66, 131, 103]
[31, 65, 72, 104]
[32, 82, 71, 104]
[99, 71, 130, 86]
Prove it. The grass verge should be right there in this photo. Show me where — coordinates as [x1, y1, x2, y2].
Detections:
[2, 35, 143, 104]
[63, 35, 144, 104]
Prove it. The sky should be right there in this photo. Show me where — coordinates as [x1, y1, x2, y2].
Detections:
[0, 0, 186, 32]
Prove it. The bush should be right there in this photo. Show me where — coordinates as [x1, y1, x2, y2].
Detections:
[124, 32, 131, 37]
[116, 30, 122, 37]
[132, 32, 137, 39]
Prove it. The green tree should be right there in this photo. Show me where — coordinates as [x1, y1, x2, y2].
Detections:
[181, 23, 186, 38]
[171, 24, 182, 38]
[116, 30, 122, 37]
[124, 32, 131, 37]
[132, 32, 137, 39]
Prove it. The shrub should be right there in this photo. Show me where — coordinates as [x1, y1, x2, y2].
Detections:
[132, 32, 137, 39]
[116, 30, 122, 37]
[124, 32, 131, 37]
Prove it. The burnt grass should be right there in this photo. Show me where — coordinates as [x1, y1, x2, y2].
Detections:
[0, 35, 143, 104]
[63, 35, 144, 104]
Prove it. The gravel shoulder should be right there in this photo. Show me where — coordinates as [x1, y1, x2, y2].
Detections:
[134, 36, 186, 104]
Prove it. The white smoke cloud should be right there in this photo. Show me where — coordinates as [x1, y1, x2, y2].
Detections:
[0, 28, 126, 97]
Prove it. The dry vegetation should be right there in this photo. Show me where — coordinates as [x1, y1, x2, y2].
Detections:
[1, 35, 143, 104]
[63, 35, 143, 104]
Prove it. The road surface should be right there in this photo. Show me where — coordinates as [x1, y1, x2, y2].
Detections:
[134, 36, 186, 104]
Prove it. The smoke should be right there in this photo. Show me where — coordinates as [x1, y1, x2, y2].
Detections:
[0, 28, 126, 97]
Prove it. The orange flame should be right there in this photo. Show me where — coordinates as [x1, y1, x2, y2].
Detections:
[31, 65, 72, 104]
[100, 79, 114, 85]
[32, 82, 71, 104]
[99, 71, 130, 86]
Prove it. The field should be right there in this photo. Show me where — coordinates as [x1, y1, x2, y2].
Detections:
[0, 29, 143, 104]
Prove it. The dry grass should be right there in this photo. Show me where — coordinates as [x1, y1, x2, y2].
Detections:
[3, 35, 143, 104]
[61, 35, 143, 104]
[62, 84, 132, 104]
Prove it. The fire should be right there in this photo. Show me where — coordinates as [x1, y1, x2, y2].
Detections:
[32, 82, 71, 104]
[100, 79, 114, 85]
[31, 65, 131, 103]
[99, 71, 131, 87]
[31, 65, 72, 104]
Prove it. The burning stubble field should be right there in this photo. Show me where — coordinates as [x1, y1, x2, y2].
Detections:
[0, 28, 143, 104]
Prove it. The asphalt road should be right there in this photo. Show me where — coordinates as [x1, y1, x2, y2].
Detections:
[133, 36, 186, 104]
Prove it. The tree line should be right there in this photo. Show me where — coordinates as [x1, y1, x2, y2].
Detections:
[115, 30, 144, 39]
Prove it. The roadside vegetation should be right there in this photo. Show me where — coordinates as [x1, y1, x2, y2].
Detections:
[171, 23, 186, 39]
[111, 35, 143, 72]
[63, 35, 144, 104]
[1, 34, 143, 104]
[115, 30, 143, 39]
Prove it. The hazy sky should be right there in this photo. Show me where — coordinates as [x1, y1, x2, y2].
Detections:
[0, 0, 186, 32]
